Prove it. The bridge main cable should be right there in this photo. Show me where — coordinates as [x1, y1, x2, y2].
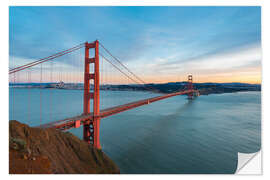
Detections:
[100, 42, 157, 92]
[100, 53, 142, 85]
[9, 43, 85, 74]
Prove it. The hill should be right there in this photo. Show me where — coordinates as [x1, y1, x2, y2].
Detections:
[9, 120, 120, 174]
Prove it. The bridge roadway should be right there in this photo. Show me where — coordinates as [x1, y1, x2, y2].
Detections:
[38, 89, 197, 130]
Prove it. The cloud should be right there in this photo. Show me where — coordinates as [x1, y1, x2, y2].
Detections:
[148, 43, 260, 71]
[127, 43, 261, 83]
[9, 7, 261, 83]
[186, 43, 261, 70]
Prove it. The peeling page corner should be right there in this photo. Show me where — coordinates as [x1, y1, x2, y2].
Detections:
[235, 150, 262, 175]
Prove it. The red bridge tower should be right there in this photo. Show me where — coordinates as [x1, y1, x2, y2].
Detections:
[83, 40, 101, 149]
[187, 74, 194, 100]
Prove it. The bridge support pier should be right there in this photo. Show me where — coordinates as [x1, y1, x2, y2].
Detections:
[83, 40, 101, 149]
[93, 118, 101, 148]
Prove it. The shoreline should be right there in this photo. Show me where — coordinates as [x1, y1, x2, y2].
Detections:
[9, 86, 261, 96]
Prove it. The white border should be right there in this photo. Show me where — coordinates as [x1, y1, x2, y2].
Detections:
[8, 1, 263, 6]
[2, 0, 269, 179]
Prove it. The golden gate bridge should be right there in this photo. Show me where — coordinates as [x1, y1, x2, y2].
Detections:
[9, 40, 199, 149]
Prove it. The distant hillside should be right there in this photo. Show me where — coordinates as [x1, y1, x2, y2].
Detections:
[104, 82, 261, 94]
[9, 82, 261, 95]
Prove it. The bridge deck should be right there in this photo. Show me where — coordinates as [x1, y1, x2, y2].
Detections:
[37, 90, 197, 130]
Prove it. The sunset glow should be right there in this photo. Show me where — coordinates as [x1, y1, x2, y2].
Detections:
[9, 7, 261, 84]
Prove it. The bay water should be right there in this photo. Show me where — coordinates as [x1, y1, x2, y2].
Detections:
[9, 88, 261, 173]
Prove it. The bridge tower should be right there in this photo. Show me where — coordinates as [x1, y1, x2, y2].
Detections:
[83, 40, 101, 149]
[187, 75, 194, 100]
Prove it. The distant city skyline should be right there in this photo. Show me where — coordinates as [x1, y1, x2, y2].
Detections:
[9, 6, 261, 84]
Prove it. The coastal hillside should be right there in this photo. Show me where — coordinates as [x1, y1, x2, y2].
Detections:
[9, 120, 120, 174]
[10, 82, 261, 95]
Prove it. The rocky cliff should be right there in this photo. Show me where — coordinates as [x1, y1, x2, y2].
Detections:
[9, 120, 120, 174]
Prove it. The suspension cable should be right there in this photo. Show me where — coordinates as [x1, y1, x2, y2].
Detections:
[100, 42, 150, 85]
[99, 42, 157, 92]
[9, 43, 85, 74]
[40, 64, 43, 125]
[100, 53, 156, 92]
[100, 53, 141, 85]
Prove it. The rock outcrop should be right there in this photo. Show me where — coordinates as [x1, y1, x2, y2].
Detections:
[9, 120, 120, 174]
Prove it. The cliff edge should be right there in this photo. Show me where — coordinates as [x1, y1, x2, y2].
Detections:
[9, 120, 120, 174]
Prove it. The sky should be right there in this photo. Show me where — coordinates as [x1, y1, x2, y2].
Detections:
[9, 6, 261, 84]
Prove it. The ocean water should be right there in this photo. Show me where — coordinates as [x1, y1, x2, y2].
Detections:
[9, 88, 261, 174]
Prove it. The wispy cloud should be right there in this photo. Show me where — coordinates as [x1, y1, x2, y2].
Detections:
[9, 6, 261, 83]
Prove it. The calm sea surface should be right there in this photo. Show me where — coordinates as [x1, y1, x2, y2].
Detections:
[9, 88, 261, 174]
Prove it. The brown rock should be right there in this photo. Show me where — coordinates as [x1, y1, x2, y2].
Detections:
[22, 154, 28, 160]
[9, 120, 119, 174]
